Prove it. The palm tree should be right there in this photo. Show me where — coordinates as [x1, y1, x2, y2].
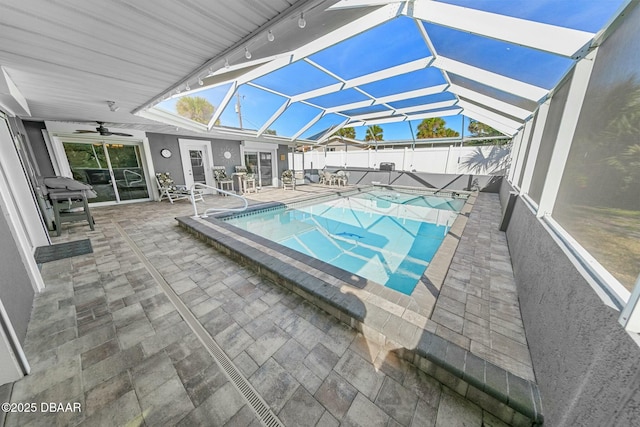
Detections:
[416, 117, 459, 138]
[365, 125, 383, 142]
[336, 127, 356, 138]
[176, 96, 216, 125]
[464, 120, 505, 146]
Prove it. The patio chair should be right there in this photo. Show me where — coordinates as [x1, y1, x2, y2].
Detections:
[319, 170, 337, 185]
[335, 170, 349, 186]
[212, 166, 234, 195]
[281, 169, 295, 190]
[235, 166, 257, 193]
[155, 172, 204, 204]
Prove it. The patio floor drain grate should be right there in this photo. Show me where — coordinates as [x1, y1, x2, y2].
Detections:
[113, 221, 283, 427]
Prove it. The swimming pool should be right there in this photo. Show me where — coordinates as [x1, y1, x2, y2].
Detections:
[223, 189, 465, 295]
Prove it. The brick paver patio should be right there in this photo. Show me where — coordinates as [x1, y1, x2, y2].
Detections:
[4, 185, 532, 426]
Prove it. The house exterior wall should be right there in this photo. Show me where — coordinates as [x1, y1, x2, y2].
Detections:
[499, 179, 640, 425]
[0, 206, 34, 345]
[277, 144, 289, 180]
[146, 133, 242, 184]
[21, 120, 55, 177]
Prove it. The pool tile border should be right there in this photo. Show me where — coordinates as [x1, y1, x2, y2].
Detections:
[176, 190, 543, 425]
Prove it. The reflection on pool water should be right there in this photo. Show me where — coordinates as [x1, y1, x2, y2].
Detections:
[224, 189, 464, 295]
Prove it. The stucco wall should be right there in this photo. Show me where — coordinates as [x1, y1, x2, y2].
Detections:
[500, 181, 640, 425]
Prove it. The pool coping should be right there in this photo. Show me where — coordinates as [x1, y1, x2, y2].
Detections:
[176, 188, 543, 425]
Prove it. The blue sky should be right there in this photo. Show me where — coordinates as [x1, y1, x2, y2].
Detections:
[155, 1, 624, 142]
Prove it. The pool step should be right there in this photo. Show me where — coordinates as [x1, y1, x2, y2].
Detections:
[177, 215, 543, 426]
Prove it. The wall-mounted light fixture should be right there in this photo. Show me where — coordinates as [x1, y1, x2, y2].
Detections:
[107, 101, 119, 112]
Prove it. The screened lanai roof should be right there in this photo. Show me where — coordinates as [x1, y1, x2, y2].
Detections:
[136, 0, 627, 143]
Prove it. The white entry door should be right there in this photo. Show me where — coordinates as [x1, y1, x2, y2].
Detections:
[178, 139, 214, 192]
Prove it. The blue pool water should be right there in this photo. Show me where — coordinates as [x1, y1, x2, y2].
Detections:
[224, 189, 464, 295]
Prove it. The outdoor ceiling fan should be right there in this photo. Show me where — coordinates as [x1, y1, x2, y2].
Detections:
[74, 121, 133, 137]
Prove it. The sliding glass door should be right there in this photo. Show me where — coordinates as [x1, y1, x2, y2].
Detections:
[63, 141, 150, 203]
[244, 151, 273, 187]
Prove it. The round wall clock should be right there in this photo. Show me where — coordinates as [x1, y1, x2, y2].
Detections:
[160, 148, 172, 158]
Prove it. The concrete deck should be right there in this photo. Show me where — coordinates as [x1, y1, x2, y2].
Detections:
[4, 184, 536, 426]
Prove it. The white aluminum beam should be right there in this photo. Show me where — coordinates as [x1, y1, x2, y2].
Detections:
[246, 82, 290, 99]
[350, 110, 395, 121]
[328, 0, 402, 10]
[323, 84, 452, 114]
[449, 84, 533, 120]
[350, 106, 464, 127]
[394, 99, 458, 115]
[291, 111, 325, 140]
[433, 56, 548, 102]
[406, 107, 463, 121]
[291, 57, 432, 103]
[324, 100, 376, 114]
[228, 4, 400, 90]
[139, 108, 209, 133]
[537, 49, 597, 216]
[520, 100, 550, 195]
[410, 1, 594, 59]
[258, 99, 291, 136]
[459, 110, 517, 136]
[508, 130, 525, 182]
[376, 84, 449, 104]
[343, 57, 433, 88]
[458, 100, 524, 130]
[208, 81, 237, 130]
[290, 83, 345, 103]
[317, 118, 351, 142]
[511, 119, 534, 184]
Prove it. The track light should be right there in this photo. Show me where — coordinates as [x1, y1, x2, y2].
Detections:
[244, 47, 252, 59]
[106, 101, 119, 112]
[267, 30, 275, 42]
[224, 58, 230, 69]
[198, 78, 204, 86]
[185, 83, 190, 91]
[298, 12, 306, 28]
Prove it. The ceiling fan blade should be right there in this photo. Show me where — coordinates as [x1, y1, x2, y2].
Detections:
[110, 132, 133, 137]
[74, 130, 98, 133]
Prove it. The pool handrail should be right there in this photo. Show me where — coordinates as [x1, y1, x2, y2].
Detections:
[190, 183, 248, 218]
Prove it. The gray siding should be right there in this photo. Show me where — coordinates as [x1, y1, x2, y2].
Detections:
[146, 133, 242, 184]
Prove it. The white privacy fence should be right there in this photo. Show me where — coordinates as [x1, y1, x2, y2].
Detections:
[289, 145, 509, 175]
